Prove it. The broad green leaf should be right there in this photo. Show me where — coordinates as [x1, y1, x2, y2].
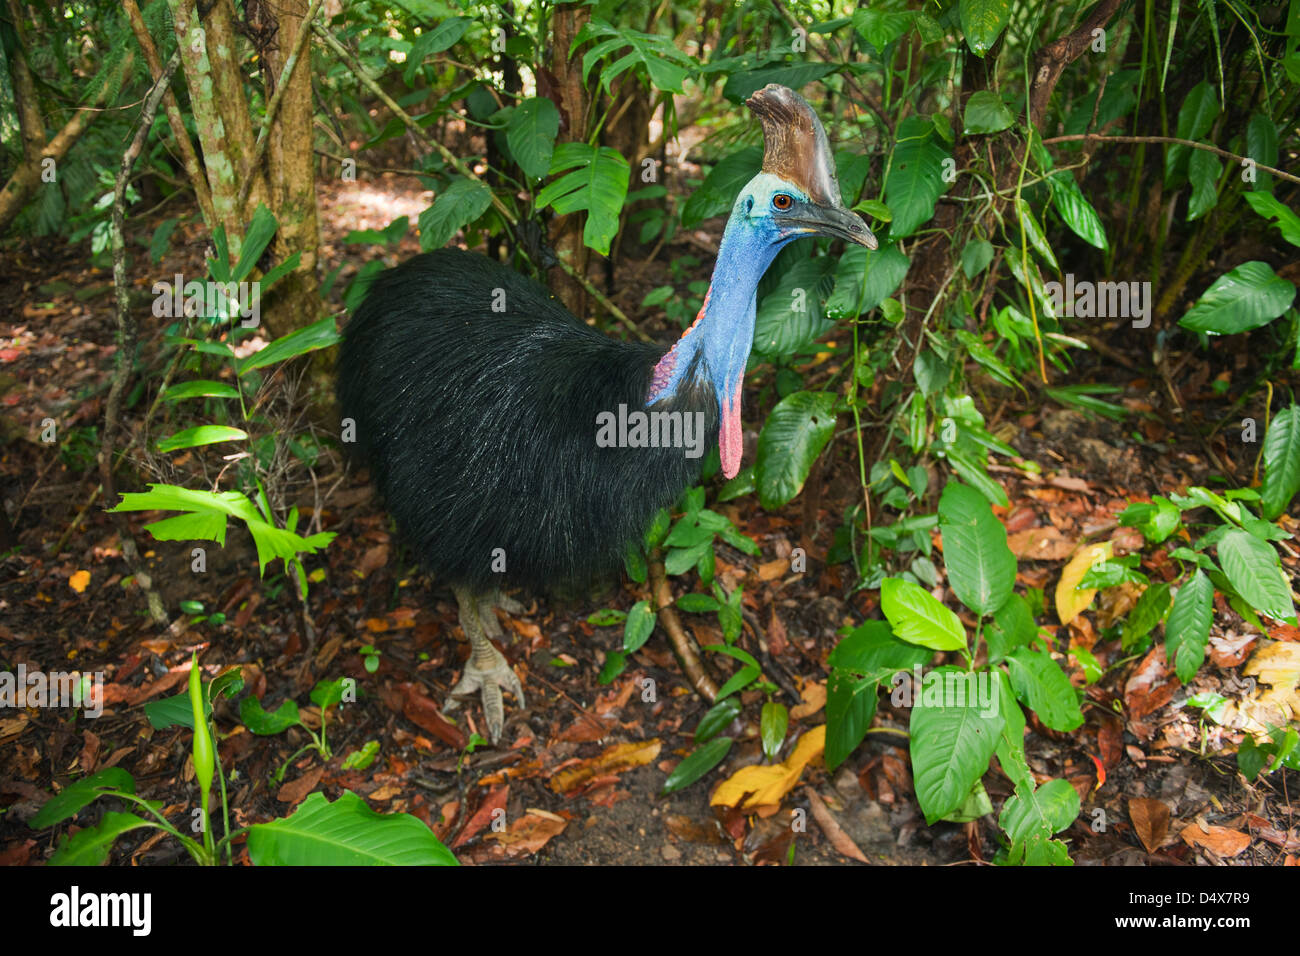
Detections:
[954, 328, 1020, 391]
[959, 0, 1010, 56]
[961, 238, 994, 278]
[623, 600, 656, 653]
[1166, 81, 1218, 181]
[403, 18, 470, 85]
[1121, 581, 1171, 651]
[418, 177, 493, 252]
[753, 255, 836, 356]
[677, 593, 720, 613]
[963, 90, 1014, 134]
[939, 482, 1016, 616]
[661, 737, 732, 794]
[1186, 148, 1222, 221]
[156, 425, 248, 453]
[1047, 171, 1108, 250]
[232, 204, 278, 282]
[1005, 648, 1083, 731]
[883, 116, 950, 238]
[32, 768, 136, 828]
[238, 316, 342, 373]
[48, 811, 156, 866]
[830, 620, 933, 674]
[536, 143, 630, 256]
[880, 577, 967, 651]
[1243, 191, 1300, 248]
[506, 97, 560, 180]
[825, 242, 910, 319]
[754, 390, 838, 509]
[825, 670, 878, 773]
[1166, 570, 1213, 683]
[1217, 530, 1296, 623]
[575, 20, 695, 95]
[853, 8, 914, 49]
[240, 696, 302, 735]
[721, 62, 838, 103]
[680, 147, 762, 227]
[695, 698, 742, 743]
[1245, 113, 1279, 191]
[1261, 403, 1300, 519]
[1014, 197, 1058, 270]
[910, 666, 1005, 822]
[999, 778, 1079, 866]
[761, 702, 789, 760]
[1178, 261, 1295, 335]
[987, 594, 1036, 663]
[247, 791, 457, 865]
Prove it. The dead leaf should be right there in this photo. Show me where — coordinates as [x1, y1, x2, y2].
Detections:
[1055, 542, 1111, 625]
[487, 808, 567, 858]
[1180, 822, 1251, 857]
[79, 729, 100, 774]
[358, 544, 389, 577]
[758, 559, 787, 581]
[397, 682, 467, 749]
[452, 785, 509, 849]
[276, 766, 324, 806]
[1007, 526, 1076, 561]
[548, 739, 661, 794]
[1128, 797, 1171, 853]
[68, 570, 90, 594]
[1124, 646, 1179, 720]
[711, 725, 825, 811]
[790, 680, 826, 719]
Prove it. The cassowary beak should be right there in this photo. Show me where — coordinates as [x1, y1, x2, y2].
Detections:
[787, 203, 878, 249]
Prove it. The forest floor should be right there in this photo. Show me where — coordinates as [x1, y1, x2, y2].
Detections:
[1, 171, 1297, 867]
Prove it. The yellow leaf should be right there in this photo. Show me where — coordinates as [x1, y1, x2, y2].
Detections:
[711, 725, 826, 811]
[68, 570, 91, 594]
[1055, 541, 1111, 625]
[549, 739, 662, 794]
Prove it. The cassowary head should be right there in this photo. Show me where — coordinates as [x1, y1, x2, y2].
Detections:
[739, 84, 877, 251]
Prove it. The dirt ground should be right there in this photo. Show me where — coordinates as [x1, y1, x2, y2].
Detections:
[1, 172, 1296, 867]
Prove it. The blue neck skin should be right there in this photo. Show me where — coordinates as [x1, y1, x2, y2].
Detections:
[646, 198, 784, 413]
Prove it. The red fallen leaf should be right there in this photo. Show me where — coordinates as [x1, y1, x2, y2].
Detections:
[1269, 625, 1300, 643]
[1098, 718, 1123, 768]
[397, 682, 466, 749]
[1088, 753, 1106, 788]
[0, 348, 22, 362]
[0, 839, 35, 866]
[1124, 647, 1179, 720]
[1209, 632, 1256, 668]
[79, 729, 100, 774]
[487, 809, 567, 858]
[767, 606, 788, 656]
[451, 785, 509, 849]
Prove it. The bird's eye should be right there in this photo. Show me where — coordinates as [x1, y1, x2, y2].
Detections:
[772, 193, 793, 210]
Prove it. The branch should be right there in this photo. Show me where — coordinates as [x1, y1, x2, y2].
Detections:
[1042, 134, 1300, 187]
[1028, 0, 1124, 130]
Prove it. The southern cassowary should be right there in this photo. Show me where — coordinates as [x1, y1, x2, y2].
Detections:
[338, 85, 876, 741]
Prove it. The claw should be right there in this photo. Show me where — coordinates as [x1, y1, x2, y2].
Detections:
[444, 649, 524, 743]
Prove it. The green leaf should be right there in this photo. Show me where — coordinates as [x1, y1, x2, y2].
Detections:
[721, 62, 838, 103]
[963, 90, 1014, 134]
[404, 18, 470, 84]
[311, 677, 349, 710]
[1122, 581, 1171, 651]
[144, 688, 212, 730]
[1178, 261, 1295, 334]
[695, 698, 742, 743]
[955, 328, 1020, 391]
[506, 97, 560, 180]
[761, 702, 789, 760]
[852, 8, 914, 49]
[1166, 81, 1219, 181]
[1217, 530, 1296, 624]
[1245, 113, 1279, 191]
[1243, 192, 1300, 248]
[753, 255, 836, 356]
[535, 143, 630, 256]
[883, 116, 950, 238]
[961, 238, 994, 278]
[680, 147, 762, 227]
[31, 768, 136, 828]
[1166, 570, 1213, 683]
[1261, 403, 1300, 519]
[155, 425, 248, 453]
[238, 316, 342, 373]
[999, 778, 1079, 866]
[987, 594, 1036, 663]
[661, 737, 733, 794]
[232, 204, 278, 282]
[1186, 148, 1222, 221]
[247, 791, 458, 865]
[939, 482, 1017, 616]
[587, 608, 627, 627]
[622, 600, 656, 653]
[959, 0, 1010, 56]
[48, 811, 156, 866]
[880, 577, 967, 651]
[1005, 648, 1083, 731]
[754, 391, 838, 509]
[162, 380, 241, 402]
[1014, 197, 1058, 271]
[910, 666, 1005, 822]
[677, 593, 720, 613]
[825, 670, 879, 774]
[824, 242, 910, 319]
[1047, 171, 1108, 250]
[575, 19, 695, 95]
[418, 177, 493, 252]
[239, 696, 302, 735]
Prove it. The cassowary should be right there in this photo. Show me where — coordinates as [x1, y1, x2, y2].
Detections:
[338, 85, 876, 742]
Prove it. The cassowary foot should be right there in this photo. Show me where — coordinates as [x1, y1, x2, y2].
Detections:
[445, 586, 525, 744]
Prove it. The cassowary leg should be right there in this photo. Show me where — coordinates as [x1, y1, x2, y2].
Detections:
[444, 585, 525, 743]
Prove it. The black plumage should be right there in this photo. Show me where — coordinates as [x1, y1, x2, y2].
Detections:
[339, 248, 716, 595]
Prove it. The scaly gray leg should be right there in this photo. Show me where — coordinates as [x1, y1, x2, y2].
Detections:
[443, 586, 525, 743]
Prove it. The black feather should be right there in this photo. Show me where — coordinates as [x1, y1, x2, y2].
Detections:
[338, 248, 718, 595]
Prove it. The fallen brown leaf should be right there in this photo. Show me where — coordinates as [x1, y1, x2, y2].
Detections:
[1180, 822, 1251, 857]
[804, 787, 868, 863]
[1128, 797, 1171, 854]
